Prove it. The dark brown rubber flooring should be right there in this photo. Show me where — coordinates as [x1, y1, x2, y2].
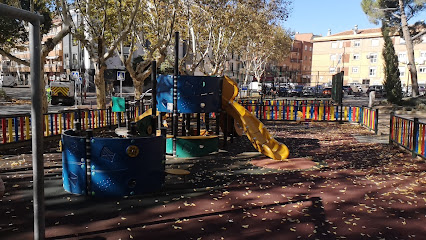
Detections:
[1, 122, 425, 240]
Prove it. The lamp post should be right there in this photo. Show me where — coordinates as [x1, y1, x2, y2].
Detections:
[406, 62, 411, 96]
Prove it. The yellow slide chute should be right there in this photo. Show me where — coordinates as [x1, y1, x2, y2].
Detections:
[222, 76, 289, 160]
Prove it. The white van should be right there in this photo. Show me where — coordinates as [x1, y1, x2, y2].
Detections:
[0, 74, 17, 87]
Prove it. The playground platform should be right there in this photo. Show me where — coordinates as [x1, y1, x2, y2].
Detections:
[1, 121, 425, 240]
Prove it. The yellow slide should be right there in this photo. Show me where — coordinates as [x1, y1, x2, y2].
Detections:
[135, 108, 154, 122]
[222, 76, 289, 160]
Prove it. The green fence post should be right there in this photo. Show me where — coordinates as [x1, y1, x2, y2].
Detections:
[374, 108, 379, 135]
[389, 112, 394, 144]
[412, 118, 419, 158]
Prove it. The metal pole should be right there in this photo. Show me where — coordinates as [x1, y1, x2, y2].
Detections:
[30, 20, 45, 240]
[173, 32, 179, 156]
[0, 4, 50, 237]
[120, 78, 123, 98]
[151, 61, 157, 133]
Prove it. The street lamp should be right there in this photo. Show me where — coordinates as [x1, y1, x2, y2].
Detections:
[406, 62, 411, 96]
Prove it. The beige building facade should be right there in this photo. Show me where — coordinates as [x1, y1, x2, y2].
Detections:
[311, 27, 426, 89]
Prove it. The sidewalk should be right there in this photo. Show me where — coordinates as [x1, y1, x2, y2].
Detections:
[1, 122, 425, 240]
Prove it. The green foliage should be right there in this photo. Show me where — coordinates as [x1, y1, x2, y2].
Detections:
[361, 0, 426, 32]
[382, 23, 402, 104]
[0, 0, 53, 50]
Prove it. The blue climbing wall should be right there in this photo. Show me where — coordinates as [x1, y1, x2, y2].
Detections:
[62, 131, 87, 195]
[89, 136, 166, 197]
[156, 75, 222, 113]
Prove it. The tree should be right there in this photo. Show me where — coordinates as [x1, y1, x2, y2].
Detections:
[0, 0, 73, 113]
[116, 0, 179, 100]
[178, 0, 239, 76]
[73, 0, 141, 109]
[361, 0, 426, 97]
[382, 23, 402, 104]
[180, 0, 291, 78]
[235, 1, 291, 85]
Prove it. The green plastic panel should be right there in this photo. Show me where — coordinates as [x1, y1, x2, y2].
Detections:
[166, 136, 218, 158]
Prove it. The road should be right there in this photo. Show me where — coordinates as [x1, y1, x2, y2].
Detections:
[0, 86, 99, 115]
[1, 86, 384, 115]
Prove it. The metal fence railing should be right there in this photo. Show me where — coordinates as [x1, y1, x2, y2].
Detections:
[238, 99, 379, 134]
[0, 103, 152, 145]
[0, 99, 380, 146]
[389, 113, 425, 158]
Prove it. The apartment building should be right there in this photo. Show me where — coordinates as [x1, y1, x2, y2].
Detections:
[276, 33, 314, 85]
[311, 26, 426, 88]
[0, 18, 64, 85]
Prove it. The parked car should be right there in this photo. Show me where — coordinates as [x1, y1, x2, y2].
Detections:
[342, 86, 353, 95]
[322, 87, 332, 98]
[312, 85, 324, 97]
[289, 85, 304, 97]
[0, 74, 17, 87]
[278, 87, 289, 97]
[366, 85, 386, 98]
[302, 86, 314, 97]
[419, 85, 426, 96]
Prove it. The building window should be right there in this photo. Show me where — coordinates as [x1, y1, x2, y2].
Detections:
[72, 53, 78, 66]
[330, 54, 336, 61]
[400, 37, 406, 44]
[331, 42, 338, 48]
[399, 67, 405, 77]
[329, 67, 336, 73]
[353, 54, 360, 60]
[370, 53, 378, 63]
[371, 39, 379, 46]
[354, 41, 360, 47]
[369, 67, 376, 76]
[309, 47, 312, 51]
[304, 56, 307, 60]
[352, 67, 359, 73]
[362, 79, 370, 85]
[398, 52, 407, 62]
[420, 67, 426, 73]
[420, 51, 426, 58]
[304, 45, 307, 51]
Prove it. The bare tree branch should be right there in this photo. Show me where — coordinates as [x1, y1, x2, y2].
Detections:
[0, 48, 29, 66]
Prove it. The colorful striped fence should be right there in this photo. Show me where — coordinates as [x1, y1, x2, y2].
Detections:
[0, 103, 147, 145]
[389, 113, 425, 158]
[0, 100, 380, 145]
[237, 100, 379, 133]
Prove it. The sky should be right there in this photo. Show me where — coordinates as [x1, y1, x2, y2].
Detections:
[282, 0, 425, 37]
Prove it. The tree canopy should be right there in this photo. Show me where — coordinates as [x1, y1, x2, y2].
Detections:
[361, 0, 426, 96]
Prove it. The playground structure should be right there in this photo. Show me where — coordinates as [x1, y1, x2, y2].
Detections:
[61, 32, 290, 197]
[61, 73, 290, 197]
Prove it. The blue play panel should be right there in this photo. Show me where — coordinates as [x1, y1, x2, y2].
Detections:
[62, 133, 87, 195]
[62, 130, 166, 197]
[156, 75, 222, 113]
